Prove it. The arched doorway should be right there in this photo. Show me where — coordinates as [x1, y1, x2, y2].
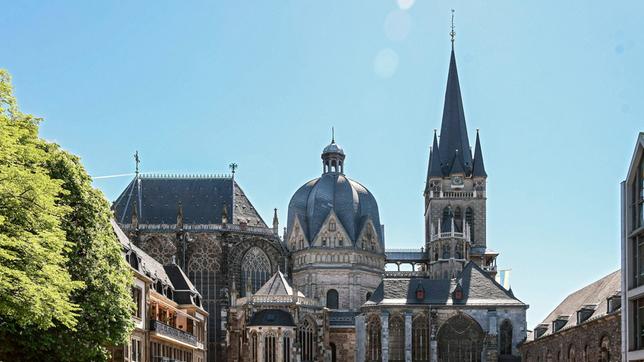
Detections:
[437, 314, 484, 362]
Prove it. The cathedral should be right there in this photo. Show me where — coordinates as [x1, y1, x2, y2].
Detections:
[113, 39, 527, 362]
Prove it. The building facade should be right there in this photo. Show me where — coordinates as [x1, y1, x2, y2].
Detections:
[621, 132, 644, 361]
[110, 220, 209, 362]
[112, 175, 288, 362]
[519, 271, 621, 362]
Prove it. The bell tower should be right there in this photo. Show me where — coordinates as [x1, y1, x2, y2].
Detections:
[424, 33, 496, 279]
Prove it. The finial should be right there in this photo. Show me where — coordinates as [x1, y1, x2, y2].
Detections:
[134, 151, 141, 177]
[331, 126, 335, 143]
[229, 163, 238, 176]
[450, 9, 456, 46]
[433, 129, 437, 135]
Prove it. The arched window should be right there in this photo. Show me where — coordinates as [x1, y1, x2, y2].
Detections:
[366, 315, 381, 362]
[389, 315, 404, 362]
[437, 314, 484, 362]
[568, 344, 575, 362]
[264, 333, 277, 362]
[298, 318, 317, 362]
[499, 319, 513, 356]
[283, 332, 291, 362]
[583, 345, 589, 362]
[412, 315, 430, 362]
[465, 207, 474, 241]
[366, 292, 372, 301]
[241, 247, 271, 297]
[326, 289, 339, 309]
[250, 332, 258, 362]
[599, 336, 610, 362]
[454, 207, 463, 231]
[330, 342, 337, 362]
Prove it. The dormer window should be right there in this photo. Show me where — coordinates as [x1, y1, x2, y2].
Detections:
[453, 285, 463, 301]
[607, 294, 621, 313]
[552, 316, 569, 333]
[329, 221, 336, 231]
[415, 285, 425, 301]
[577, 305, 597, 325]
[534, 324, 549, 339]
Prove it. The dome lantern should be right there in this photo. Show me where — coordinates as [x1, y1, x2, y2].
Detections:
[321, 136, 345, 174]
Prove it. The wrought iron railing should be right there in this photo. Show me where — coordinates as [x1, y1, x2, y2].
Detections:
[149, 319, 198, 346]
[120, 223, 275, 236]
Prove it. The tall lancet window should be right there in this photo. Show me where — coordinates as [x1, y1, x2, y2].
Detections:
[366, 315, 382, 362]
[412, 315, 430, 362]
[241, 247, 271, 296]
[465, 207, 474, 241]
[389, 315, 405, 362]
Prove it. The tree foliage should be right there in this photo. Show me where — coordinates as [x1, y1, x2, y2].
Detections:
[0, 69, 133, 361]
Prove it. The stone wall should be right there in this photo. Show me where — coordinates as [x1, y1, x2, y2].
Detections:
[519, 313, 620, 362]
[329, 328, 356, 362]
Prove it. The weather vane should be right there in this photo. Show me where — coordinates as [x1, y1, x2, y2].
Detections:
[450, 9, 456, 45]
[134, 151, 140, 176]
[229, 162, 238, 176]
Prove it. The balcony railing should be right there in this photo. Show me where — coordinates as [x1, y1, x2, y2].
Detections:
[149, 319, 198, 347]
[428, 190, 485, 199]
[235, 294, 321, 308]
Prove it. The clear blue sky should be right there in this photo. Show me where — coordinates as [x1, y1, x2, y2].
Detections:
[2, 1, 642, 328]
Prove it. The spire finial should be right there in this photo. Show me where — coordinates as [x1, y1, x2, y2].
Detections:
[134, 151, 140, 177]
[332, 126, 335, 143]
[229, 162, 238, 177]
[450, 9, 456, 46]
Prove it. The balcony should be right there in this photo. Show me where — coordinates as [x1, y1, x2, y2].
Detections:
[149, 319, 198, 347]
[428, 190, 485, 199]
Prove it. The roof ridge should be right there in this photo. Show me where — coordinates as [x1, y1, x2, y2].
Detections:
[139, 173, 233, 180]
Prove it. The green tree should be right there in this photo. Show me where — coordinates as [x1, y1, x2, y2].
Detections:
[0, 69, 133, 361]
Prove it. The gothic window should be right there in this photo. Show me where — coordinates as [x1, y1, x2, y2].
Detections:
[241, 247, 271, 297]
[465, 207, 474, 241]
[250, 332, 258, 362]
[499, 320, 513, 356]
[455, 243, 464, 259]
[437, 314, 484, 362]
[326, 289, 339, 309]
[264, 333, 277, 362]
[187, 236, 221, 273]
[283, 332, 291, 362]
[442, 244, 450, 259]
[389, 315, 405, 362]
[330, 342, 337, 362]
[298, 318, 317, 362]
[583, 345, 589, 362]
[599, 336, 610, 362]
[454, 207, 463, 231]
[412, 315, 430, 362]
[338, 236, 343, 246]
[140, 235, 177, 265]
[366, 315, 381, 362]
[329, 221, 336, 231]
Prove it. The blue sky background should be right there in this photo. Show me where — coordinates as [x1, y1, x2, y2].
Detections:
[2, 1, 642, 328]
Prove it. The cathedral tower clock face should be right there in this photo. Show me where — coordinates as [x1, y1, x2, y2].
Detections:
[451, 175, 464, 188]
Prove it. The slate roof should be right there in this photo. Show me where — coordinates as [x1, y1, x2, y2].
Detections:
[287, 173, 383, 247]
[527, 270, 620, 340]
[472, 131, 487, 177]
[111, 220, 203, 308]
[112, 175, 267, 227]
[255, 271, 305, 297]
[365, 262, 525, 307]
[438, 48, 473, 176]
[248, 309, 295, 327]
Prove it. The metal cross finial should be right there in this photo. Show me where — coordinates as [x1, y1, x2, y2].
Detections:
[229, 162, 238, 176]
[450, 9, 456, 45]
[134, 151, 140, 176]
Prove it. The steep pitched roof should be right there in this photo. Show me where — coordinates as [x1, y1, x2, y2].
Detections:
[472, 131, 487, 177]
[439, 48, 473, 176]
[365, 262, 525, 307]
[255, 271, 305, 297]
[112, 175, 267, 227]
[528, 270, 620, 340]
[426, 131, 443, 188]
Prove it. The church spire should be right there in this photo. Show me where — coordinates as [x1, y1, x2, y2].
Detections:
[439, 32, 472, 176]
[472, 129, 487, 177]
[426, 130, 443, 182]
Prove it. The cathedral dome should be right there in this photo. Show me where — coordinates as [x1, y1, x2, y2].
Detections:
[287, 141, 383, 249]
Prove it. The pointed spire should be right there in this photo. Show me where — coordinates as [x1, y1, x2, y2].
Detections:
[439, 42, 473, 176]
[272, 208, 279, 235]
[450, 149, 466, 174]
[426, 130, 443, 187]
[472, 129, 487, 177]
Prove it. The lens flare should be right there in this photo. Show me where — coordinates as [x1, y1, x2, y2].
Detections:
[373, 48, 399, 78]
